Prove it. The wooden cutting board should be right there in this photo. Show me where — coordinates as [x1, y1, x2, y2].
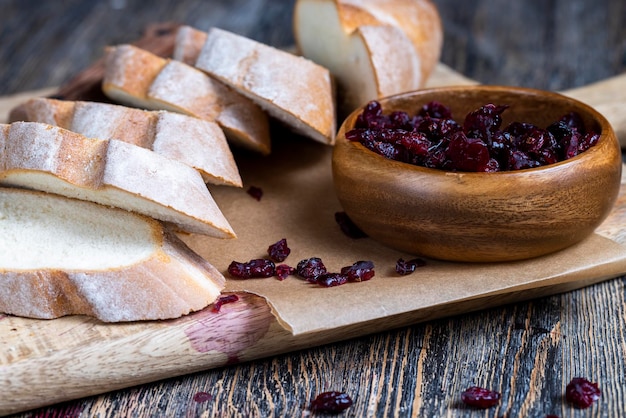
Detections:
[2, 66, 626, 416]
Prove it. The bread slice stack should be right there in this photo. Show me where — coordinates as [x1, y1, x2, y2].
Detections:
[9, 97, 242, 187]
[175, 26, 336, 146]
[102, 44, 272, 155]
[293, 0, 443, 116]
[0, 121, 236, 321]
[0, 187, 225, 322]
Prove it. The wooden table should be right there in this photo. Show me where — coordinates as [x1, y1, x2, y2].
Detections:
[2, 1, 626, 416]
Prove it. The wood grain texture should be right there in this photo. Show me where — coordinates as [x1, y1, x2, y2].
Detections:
[2, 0, 626, 417]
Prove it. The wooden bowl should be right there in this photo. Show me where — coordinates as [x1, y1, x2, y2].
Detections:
[332, 86, 622, 262]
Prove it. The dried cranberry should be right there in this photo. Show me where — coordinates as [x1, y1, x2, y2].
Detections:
[335, 211, 368, 239]
[565, 377, 601, 409]
[246, 186, 263, 201]
[446, 131, 491, 172]
[296, 257, 327, 281]
[228, 259, 275, 279]
[559, 111, 585, 133]
[395, 258, 426, 275]
[193, 391, 213, 403]
[315, 273, 349, 287]
[275, 264, 295, 280]
[461, 386, 501, 409]
[341, 260, 375, 282]
[267, 238, 290, 262]
[420, 101, 453, 119]
[346, 100, 599, 172]
[463, 103, 508, 143]
[310, 391, 353, 413]
[211, 294, 239, 313]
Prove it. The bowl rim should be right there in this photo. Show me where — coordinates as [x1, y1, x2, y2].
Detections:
[336, 84, 618, 177]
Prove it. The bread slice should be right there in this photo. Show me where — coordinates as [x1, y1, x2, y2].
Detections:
[294, 0, 443, 115]
[102, 44, 271, 155]
[0, 187, 225, 322]
[172, 25, 208, 65]
[0, 122, 235, 238]
[188, 27, 336, 145]
[9, 98, 242, 187]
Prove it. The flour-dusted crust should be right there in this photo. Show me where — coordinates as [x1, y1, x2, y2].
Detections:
[102, 44, 271, 154]
[294, 0, 443, 115]
[172, 25, 208, 65]
[0, 121, 236, 238]
[192, 27, 336, 145]
[0, 187, 225, 322]
[9, 98, 242, 187]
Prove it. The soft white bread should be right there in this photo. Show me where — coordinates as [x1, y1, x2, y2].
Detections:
[0, 187, 225, 322]
[0, 122, 235, 238]
[185, 27, 336, 145]
[9, 98, 242, 187]
[294, 0, 443, 115]
[102, 44, 271, 155]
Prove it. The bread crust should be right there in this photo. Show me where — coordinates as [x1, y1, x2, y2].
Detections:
[9, 98, 242, 187]
[294, 0, 443, 114]
[0, 122, 236, 238]
[102, 44, 271, 155]
[189, 27, 336, 145]
[0, 188, 225, 322]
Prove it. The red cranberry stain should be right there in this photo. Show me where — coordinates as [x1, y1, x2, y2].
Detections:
[183, 294, 271, 363]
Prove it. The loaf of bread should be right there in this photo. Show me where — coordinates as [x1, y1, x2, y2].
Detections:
[102, 44, 271, 155]
[9, 97, 242, 187]
[177, 26, 336, 145]
[0, 122, 235, 238]
[0, 187, 225, 322]
[294, 0, 443, 115]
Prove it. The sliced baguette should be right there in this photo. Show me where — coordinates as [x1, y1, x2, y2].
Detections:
[186, 27, 336, 145]
[294, 0, 443, 115]
[9, 98, 242, 187]
[0, 187, 225, 322]
[102, 44, 271, 155]
[0, 122, 235, 238]
[172, 25, 208, 65]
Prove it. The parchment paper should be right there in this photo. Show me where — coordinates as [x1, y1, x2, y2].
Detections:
[182, 131, 626, 335]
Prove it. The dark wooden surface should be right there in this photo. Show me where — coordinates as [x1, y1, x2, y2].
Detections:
[2, 0, 626, 417]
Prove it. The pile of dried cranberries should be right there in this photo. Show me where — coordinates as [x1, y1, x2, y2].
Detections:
[345, 100, 600, 172]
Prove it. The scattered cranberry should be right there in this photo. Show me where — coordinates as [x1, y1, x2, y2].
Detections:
[395, 258, 426, 275]
[275, 264, 295, 280]
[347, 100, 599, 172]
[268, 238, 291, 262]
[461, 386, 501, 409]
[565, 377, 601, 409]
[193, 391, 213, 403]
[296, 257, 327, 281]
[247, 185, 263, 201]
[335, 211, 368, 238]
[310, 391, 353, 413]
[211, 294, 239, 312]
[315, 273, 349, 287]
[341, 260, 375, 282]
[228, 259, 275, 279]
